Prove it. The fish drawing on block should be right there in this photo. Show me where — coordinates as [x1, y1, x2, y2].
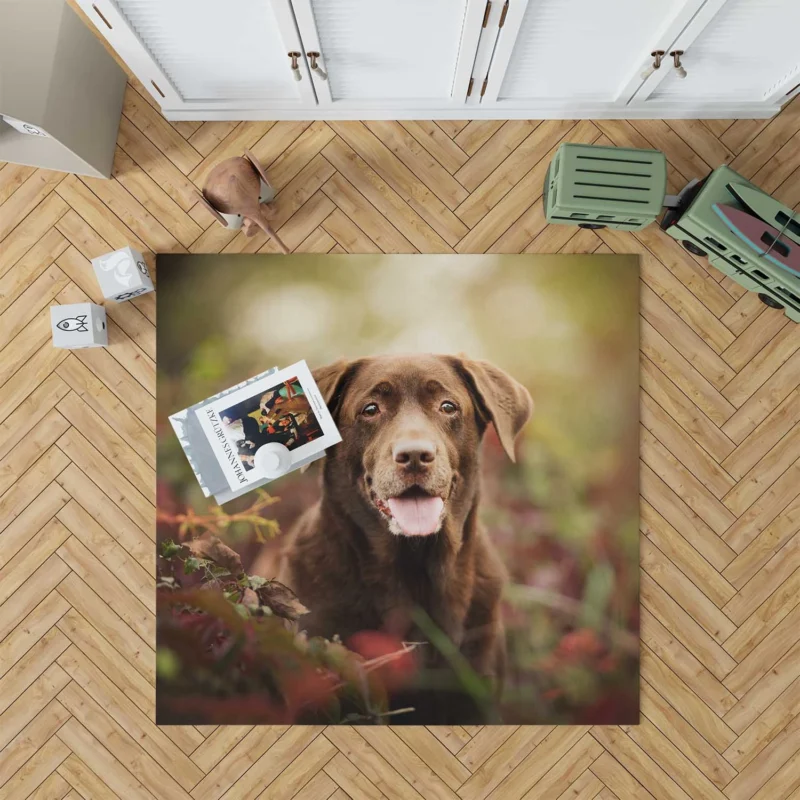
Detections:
[57, 315, 89, 332]
[713, 204, 800, 277]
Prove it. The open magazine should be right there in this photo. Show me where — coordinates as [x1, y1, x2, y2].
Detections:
[169, 361, 341, 505]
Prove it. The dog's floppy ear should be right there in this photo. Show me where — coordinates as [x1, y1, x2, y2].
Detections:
[312, 359, 362, 420]
[452, 357, 533, 462]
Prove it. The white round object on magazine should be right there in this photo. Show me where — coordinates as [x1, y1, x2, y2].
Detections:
[254, 442, 292, 478]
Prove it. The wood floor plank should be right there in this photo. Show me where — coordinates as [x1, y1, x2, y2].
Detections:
[264, 121, 336, 191]
[639, 462, 736, 571]
[0, 555, 70, 643]
[722, 387, 800, 478]
[364, 120, 468, 210]
[322, 208, 381, 253]
[454, 121, 506, 155]
[56, 571, 155, 683]
[0, 628, 70, 717]
[723, 641, 800, 734]
[0, 192, 69, 279]
[0, 446, 69, 536]
[0, 169, 65, 243]
[724, 565, 800, 663]
[187, 122, 239, 158]
[324, 128, 462, 249]
[56, 353, 155, 457]
[55, 174, 149, 258]
[56, 717, 157, 800]
[640, 320, 736, 427]
[57, 500, 153, 609]
[0, 517, 72, 612]
[722, 459, 800, 552]
[196, 726, 313, 800]
[111, 147, 203, 249]
[641, 393, 735, 499]
[0, 591, 70, 682]
[639, 680, 737, 790]
[454, 119, 578, 230]
[57, 753, 123, 800]
[321, 172, 416, 254]
[116, 115, 201, 212]
[0, 481, 70, 572]
[0, 698, 71, 790]
[56, 387, 154, 485]
[721, 348, 800, 444]
[640, 644, 737, 752]
[453, 121, 539, 191]
[641, 500, 735, 608]
[640, 356, 735, 463]
[56, 679, 195, 800]
[641, 535, 736, 642]
[590, 726, 693, 800]
[0, 162, 36, 206]
[642, 572, 737, 681]
[55, 427, 154, 537]
[122, 85, 202, 175]
[399, 121, 469, 174]
[0, 228, 68, 316]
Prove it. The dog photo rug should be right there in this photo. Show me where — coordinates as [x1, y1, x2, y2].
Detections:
[156, 254, 640, 726]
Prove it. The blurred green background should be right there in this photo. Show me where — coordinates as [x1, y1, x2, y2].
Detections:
[157, 253, 640, 724]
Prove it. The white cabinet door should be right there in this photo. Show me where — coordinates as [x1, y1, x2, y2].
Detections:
[635, 0, 800, 109]
[478, 0, 707, 112]
[76, 0, 316, 112]
[289, 0, 486, 109]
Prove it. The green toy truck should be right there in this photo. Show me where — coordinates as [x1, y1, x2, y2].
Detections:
[660, 165, 800, 323]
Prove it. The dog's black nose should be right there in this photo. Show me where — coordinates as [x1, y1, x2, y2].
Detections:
[393, 438, 436, 468]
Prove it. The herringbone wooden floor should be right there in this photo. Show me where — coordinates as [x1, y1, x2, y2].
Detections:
[2, 69, 800, 798]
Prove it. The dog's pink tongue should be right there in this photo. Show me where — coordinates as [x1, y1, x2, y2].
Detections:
[387, 495, 444, 536]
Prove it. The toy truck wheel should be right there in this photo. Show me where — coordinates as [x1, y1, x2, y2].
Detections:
[758, 293, 784, 310]
[578, 223, 606, 230]
[682, 240, 708, 257]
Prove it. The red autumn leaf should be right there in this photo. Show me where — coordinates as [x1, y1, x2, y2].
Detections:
[347, 631, 417, 690]
[555, 628, 606, 662]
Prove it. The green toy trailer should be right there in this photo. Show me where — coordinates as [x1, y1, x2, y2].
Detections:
[543, 143, 667, 231]
[660, 165, 800, 323]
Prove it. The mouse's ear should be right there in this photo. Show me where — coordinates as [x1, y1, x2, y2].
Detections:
[451, 357, 533, 462]
[312, 359, 363, 421]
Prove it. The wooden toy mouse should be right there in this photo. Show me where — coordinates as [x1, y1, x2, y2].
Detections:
[197, 149, 290, 254]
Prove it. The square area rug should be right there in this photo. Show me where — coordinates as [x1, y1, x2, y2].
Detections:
[156, 254, 639, 726]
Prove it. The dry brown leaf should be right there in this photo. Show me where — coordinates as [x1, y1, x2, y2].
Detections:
[257, 581, 309, 621]
[186, 536, 243, 575]
[242, 587, 259, 610]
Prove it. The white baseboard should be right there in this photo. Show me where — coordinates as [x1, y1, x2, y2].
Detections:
[162, 103, 781, 122]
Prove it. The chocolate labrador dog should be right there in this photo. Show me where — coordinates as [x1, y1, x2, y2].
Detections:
[278, 354, 532, 721]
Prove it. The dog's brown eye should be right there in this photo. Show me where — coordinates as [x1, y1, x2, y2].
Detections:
[361, 402, 380, 417]
[440, 401, 458, 414]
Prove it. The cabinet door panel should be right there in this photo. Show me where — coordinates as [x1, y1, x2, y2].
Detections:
[78, 0, 314, 109]
[483, 0, 705, 107]
[292, 0, 484, 106]
[647, 0, 800, 104]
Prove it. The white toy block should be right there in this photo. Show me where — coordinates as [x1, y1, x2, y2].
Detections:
[51, 303, 107, 349]
[91, 246, 154, 302]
